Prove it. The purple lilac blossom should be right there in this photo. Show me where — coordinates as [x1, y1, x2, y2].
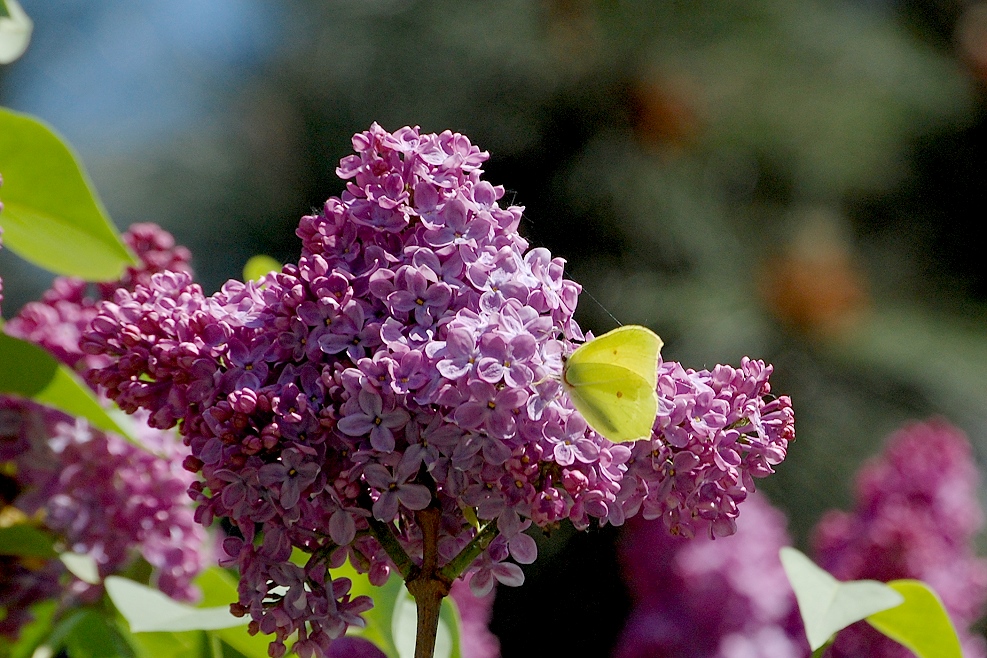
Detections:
[0, 556, 63, 639]
[0, 224, 206, 640]
[0, 397, 209, 638]
[449, 572, 500, 658]
[82, 124, 794, 657]
[325, 637, 388, 658]
[614, 492, 808, 658]
[812, 419, 987, 658]
[6, 222, 192, 371]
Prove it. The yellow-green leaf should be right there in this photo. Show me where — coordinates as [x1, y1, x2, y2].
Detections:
[867, 579, 962, 658]
[780, 547, 903, 651]
[0, 107, 135, 279]
[0, 524, 57, 558]
[106, 576, 246, 633]
[0, 332, 139, 445]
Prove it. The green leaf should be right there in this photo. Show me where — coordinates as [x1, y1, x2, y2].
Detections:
[391, 589, 425, 658]
[105, 576, 246, 633]
[62, 609, 134, 658]
[61, 552, 102, 585]
[779, 547, 904, 650]
[210, 627, 270, 658]
[0, 332, 139, 446]
[866, 579, 963, 658]
[193, 567, 242, 608]
[0, 524, 57, 558]
[438, 594, 462, 658]
[121, 629, 205, 658]
[5, 600, 57, 658]
[242, 255, 281, 282]
[112, 599, 212, 658]
[0, 0, 31, 64]
[0, 106, 135, 279]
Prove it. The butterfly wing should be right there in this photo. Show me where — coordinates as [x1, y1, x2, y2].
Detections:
[569, 325, 662, 389]
[563, 362, 659, 443]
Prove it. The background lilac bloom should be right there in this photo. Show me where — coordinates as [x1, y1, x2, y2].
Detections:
[6, 223, 192, 372]
[813, 419, 987, 658]
[614, 492, 807, 658]
[0, 224, 208, 640]
[450, 573, 500, 658]
[614, 418, 987, 658]
[0, 397, 209, 638]
[83, 124, 793, 656]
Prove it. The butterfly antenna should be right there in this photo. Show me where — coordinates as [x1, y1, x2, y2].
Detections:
[518, 208, 624, 329]
[581, 285, 623, 328]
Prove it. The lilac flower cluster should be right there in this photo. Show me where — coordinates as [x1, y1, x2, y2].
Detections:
[7, 222, 192, 371]
[82, 124, 793, 657]
[613, 418, 987, 658]
[0, 554, 62, 639]
[0, 397, 209, 638]
[813, 419, 987, 658]
[1, 224, 204, 640]
[614, 492, 808, 658]
[449, 573, 500, 658]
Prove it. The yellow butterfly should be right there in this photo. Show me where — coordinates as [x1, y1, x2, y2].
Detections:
[561, 325, 663, 443]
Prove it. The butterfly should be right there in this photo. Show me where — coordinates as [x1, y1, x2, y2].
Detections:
[561, 325, 663, 443]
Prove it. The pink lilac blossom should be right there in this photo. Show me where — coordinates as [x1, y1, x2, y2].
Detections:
[0, 397, 209, 638]
[0, 224, 205, 640]
[6, 222, 192, 371]
[449, 573, 500, 658]
[614, 492, 808, 658]
[0, 555, 62, 639]
[82, 124, 793, 657]
[812, 419, 987, 658]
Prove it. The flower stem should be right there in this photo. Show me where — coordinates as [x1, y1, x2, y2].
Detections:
[406, 504, 450, 658]
[439, 519, 499, 582]
[364, 508, 415, 580]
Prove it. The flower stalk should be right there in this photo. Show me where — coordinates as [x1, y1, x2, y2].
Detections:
[406, 504, 450, 658]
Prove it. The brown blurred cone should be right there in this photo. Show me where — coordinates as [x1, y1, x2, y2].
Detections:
[957, 2, 987, 84]
[759, 209, 870, 336]
[629, 74, 703, 151]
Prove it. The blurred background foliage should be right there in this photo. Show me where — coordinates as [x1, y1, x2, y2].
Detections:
[3, 0, 987, 654]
